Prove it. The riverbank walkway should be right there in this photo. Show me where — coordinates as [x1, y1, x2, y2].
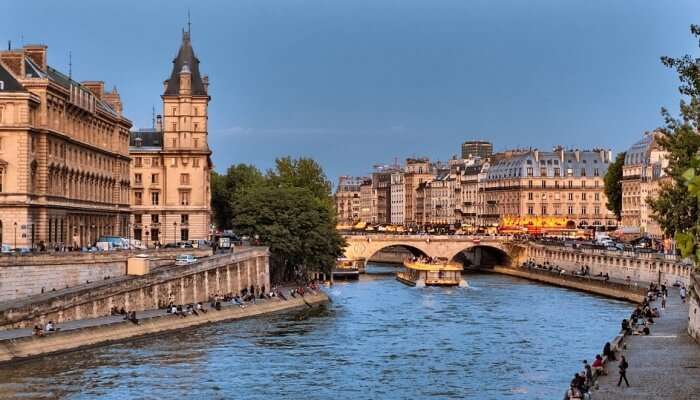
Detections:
[0, 288, 321, 343]
[593, 287, 700, 400]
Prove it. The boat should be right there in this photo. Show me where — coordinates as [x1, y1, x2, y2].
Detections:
[333, 258, 361, 280]
[397, 258, 468, 287]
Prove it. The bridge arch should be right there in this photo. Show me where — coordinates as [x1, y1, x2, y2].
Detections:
[366, 244, 431, 264]
[449, 245, 511, 269]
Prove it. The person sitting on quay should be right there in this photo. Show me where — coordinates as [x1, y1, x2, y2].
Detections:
[566, 382, 583, 400]
[33, 325, 45, 337]
[582, 360, 594, 388]
[196, 302, 207, 314]
[603, 341, 616, 362]
[233, 295, 246, 308]
[621, 319, 631, 335]
[45, 320, 59, 332]
[591, 354, 605, 377]
[128, 311, 139, 325]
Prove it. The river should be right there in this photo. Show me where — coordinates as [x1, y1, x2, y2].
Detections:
[0, 264, 631, 399]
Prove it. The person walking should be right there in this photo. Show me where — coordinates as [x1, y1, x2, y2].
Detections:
[661, 293, 667, 310]
[617, 355, 630, 387]
[680, 286, 687, 303]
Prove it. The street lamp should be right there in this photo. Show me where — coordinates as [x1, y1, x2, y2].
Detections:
[145, 226, 150, 248]
[173, 221, 178, 243]
[13, 222, 17, 249]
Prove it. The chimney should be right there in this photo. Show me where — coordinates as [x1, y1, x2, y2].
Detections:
[156, 115, 163, 131]
[0, 51, 24, 77]
[103, 86, 123, 115]
[202, 75, 209, 94]
[23, 44, 47, 71]
[82, 81, 105, 99]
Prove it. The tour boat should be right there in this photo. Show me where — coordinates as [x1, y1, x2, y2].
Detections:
[333, 258, 361, 280]
[397, 259, 468, 287]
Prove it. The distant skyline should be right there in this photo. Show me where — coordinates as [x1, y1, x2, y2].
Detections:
[3, 0, 699, 182]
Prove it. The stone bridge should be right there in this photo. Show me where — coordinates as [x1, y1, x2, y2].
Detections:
[343, 234, 526, 267]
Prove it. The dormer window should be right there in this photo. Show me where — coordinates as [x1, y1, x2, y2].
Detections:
[134, 137, 143, 147]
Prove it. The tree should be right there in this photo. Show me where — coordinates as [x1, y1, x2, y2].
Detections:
[267, 157, 333, 202]
[675, 157, 700, 266]
[232, 185, 344, 282]
[211, 164, 264, 230]
[649, 24, 700, 237]
[604, 152, 626, 220]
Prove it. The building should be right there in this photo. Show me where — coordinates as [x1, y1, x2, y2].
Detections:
[484, 148, 617, 232]
[359, 178, 375, 224]
[390, 171, 405, 225]
[424, 172, 459, 225]
[621, 132, 669, 238]
[371, 168, 395, 225]
[0, 44, 132, 249]
[129, 29, 212, 245]
[461, 140, 493, 160]
[334, 176, 364, 224]
[403, 158, 433, 226]
[457, 164, 484, 229]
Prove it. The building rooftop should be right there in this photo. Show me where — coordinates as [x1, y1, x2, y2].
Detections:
[163, 30, 208, 96]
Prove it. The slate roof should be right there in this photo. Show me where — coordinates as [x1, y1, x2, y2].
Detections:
[486, 150, 610, 180]
[130, 129, 163, 149]
[0, 63, 26, 92]
[163, 31, 207, 96]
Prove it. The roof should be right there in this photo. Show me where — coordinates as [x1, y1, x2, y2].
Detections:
[403, 261, 463, 272]
[130, 129, 163, 148]
[0, 63, 26, 92]
[624, 133, 656, 166]
[163, 31, 207, 96]
[486, 149, 610, 180]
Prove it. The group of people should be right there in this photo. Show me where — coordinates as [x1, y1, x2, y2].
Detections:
[110, 306, 139, 324]
[566, 342, 625, 399]
[32, 320, 59, 337]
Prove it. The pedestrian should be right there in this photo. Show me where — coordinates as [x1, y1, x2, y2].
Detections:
[680, 286, 687, 303]
[617, 355, 630, 387]
[661, 293, 667, 310]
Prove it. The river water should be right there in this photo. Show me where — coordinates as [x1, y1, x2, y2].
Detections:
[0, 264, 631, 400]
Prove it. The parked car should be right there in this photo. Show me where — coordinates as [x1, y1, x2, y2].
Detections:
[96, 236, 129, 250]
[175, 254, 197, 265]
[1, 244, 12, 253]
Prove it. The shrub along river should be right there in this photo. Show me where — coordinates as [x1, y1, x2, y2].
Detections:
[0, 263, 631, 399]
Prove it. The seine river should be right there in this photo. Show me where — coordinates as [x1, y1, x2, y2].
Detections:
[0, 264, 631, 400]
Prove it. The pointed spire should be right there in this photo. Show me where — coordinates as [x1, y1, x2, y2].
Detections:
[163, 28, 206, 96]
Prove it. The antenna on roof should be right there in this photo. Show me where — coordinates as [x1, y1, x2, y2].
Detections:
[187, 9, 192, 34]
[68, 51, 72, 80]
[7, 40, 10, 51]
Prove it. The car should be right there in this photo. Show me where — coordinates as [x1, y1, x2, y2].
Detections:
[175, 254, 197, 265]
[1, 244, 12, 253]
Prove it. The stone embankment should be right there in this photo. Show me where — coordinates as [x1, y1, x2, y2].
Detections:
[0, 290, 329, 366]
[489, 266, 647, 303]
[0, 248, 269, 330]
[689, 273, 700, 342]
[0, 248, 212, 302]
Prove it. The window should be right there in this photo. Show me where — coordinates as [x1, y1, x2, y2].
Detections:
[528, 192, 533, 201]
[194, 138, 199, 148]
[134, 191, 143, 205]
[172, 138, 177, 147]
[134, 173, 142, 184]
[594, 193, 600, 201]
[172, 107, 176, 115]
[582, 193, 587, 201]
[134, 214, 142, 224]
[568, 193, 574, 201]
[581, 168, 586, 177]
[582, 181, 586, 188]
[581, 206, 587, 215]
[568, 180, 573, 188]
[151, 174, 159, 184]
[151, 191, 159, 205]
[527, 167, 533, 176]
[566, 168, 573, 176]
[594, 168, 600, 177]
[540, 167, 547, 176]
[594, 206, 600, 215]
[180, 191, 190, 205]
[528, 180, 533, 188]
[151, 214, 159, 223]
[541, 180, 546, 188]
[180, 173, 190, 185]
[181, 214, 189, 224]
[180, 228, 189, 241]
[554, 168, 560, 177]
[153, 157, 160, 167]
[568, 206, 574, 215]
[0, 168, 4, 192]
[134, 157, 142, 168]
[193, 158, 199, 167]
[555, 181, 560, 189]
[541, 205, 547, 215]
[527, 206, 533, 215]
[194, 123, 199, 131]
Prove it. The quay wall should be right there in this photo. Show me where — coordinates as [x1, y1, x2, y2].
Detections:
[0, 248, 212, 302]
[490, 266, 647, 303]
[0, 248, 270, 330]
[0, 291, 328, 366]
[526, 244, 691, 287]
[690, 273, 700, 343]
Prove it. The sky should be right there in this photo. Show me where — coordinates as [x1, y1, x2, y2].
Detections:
[2, 0, 699, 183]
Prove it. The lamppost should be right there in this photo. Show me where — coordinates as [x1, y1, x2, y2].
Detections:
[145, 226, 150, 248]
[173, 221, 178, 244]
[13, 222, 17, 249]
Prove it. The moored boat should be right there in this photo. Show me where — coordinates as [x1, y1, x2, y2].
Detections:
[333, 258, 361, 280]
[397, 259, 468, 287]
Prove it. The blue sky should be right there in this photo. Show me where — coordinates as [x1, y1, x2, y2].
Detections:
[2, 0, 699, 182]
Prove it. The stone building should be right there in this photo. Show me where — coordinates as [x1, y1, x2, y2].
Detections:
[129, 30, 212, 245]
[484, 148, 617, 231]
[390, 171, 405, 225]
[621, 132, 669, 238]
[0, 44, 132, 249]
[334, 176, 364, 224]
[424, 172, 459, 225]
[359, 178, 375, 224]
[457, 164, 484, 229]
[403, 158, 433, 226]
[461, 140, 492, 160]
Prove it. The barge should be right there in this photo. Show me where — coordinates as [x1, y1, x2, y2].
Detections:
[397, 259, 468, 287]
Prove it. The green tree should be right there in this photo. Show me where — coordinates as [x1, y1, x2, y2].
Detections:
[267, 157, 333, 202]
[675, 157, 700, 267]
[232, 185, 344, 282]
[649, 24, 700, 236]
[604, 152, 626, 220]
[211, 164, 264, 230]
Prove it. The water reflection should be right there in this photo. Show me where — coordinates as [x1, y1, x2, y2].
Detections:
[0, 266, 631, 399]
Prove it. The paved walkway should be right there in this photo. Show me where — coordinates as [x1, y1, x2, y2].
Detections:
[593, 287, 700, 399]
